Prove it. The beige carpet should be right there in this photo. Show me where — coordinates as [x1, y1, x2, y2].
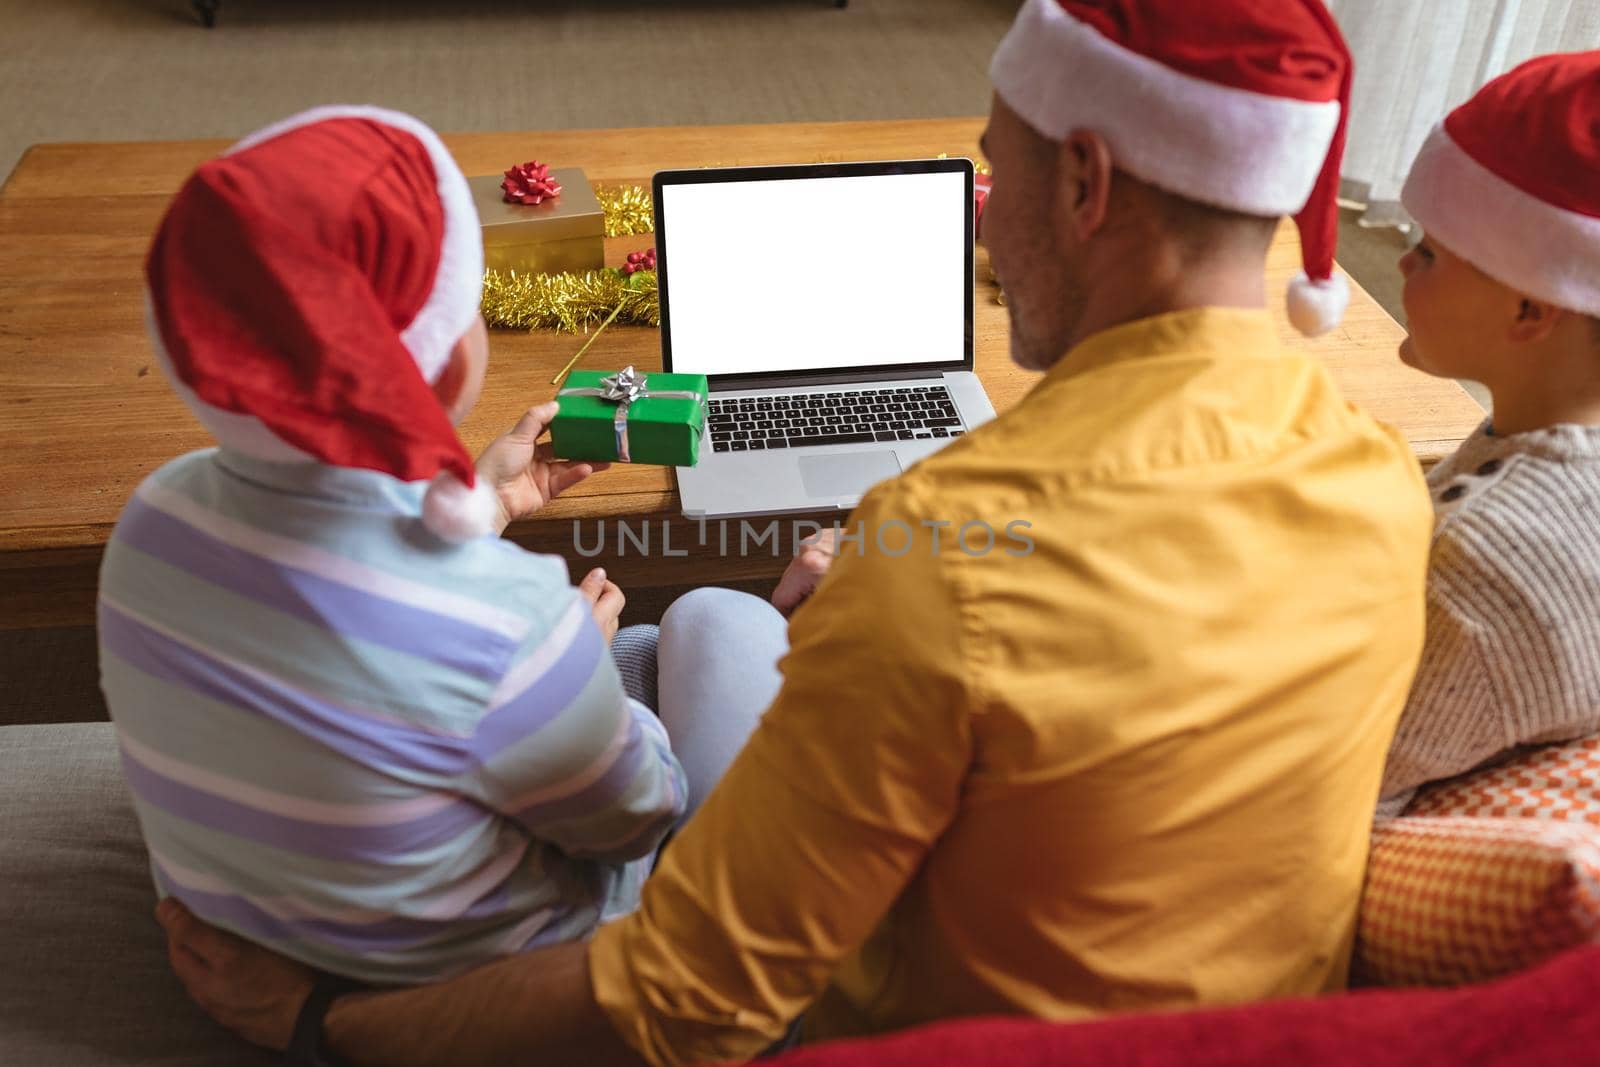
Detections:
[0, 0, 1018, 181]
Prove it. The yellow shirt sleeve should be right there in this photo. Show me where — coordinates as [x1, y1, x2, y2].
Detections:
[588, 475, 976, 1067]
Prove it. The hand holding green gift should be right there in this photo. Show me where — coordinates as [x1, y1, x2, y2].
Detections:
[553, 365, 709, 467]
[475, 401, 611, 534]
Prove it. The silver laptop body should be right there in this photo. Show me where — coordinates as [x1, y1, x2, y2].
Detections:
[654, 159, 998, 519]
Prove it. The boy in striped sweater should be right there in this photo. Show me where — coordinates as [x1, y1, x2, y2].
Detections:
[99, 107, 689, 983]
[1377, 53, 1600, 816]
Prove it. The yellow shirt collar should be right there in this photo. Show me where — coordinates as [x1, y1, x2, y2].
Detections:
[1042, 306, 1281, 385]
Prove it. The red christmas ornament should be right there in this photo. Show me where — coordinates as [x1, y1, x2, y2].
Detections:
[622, 248, 656, 276]
[501, 161, 563, 205]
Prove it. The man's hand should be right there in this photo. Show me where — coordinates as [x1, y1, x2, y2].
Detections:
[771, 527, 839, 617]
[477, 402, 610, 535]
[577, 566, 625, 642]
[155, 898, 314, 1051]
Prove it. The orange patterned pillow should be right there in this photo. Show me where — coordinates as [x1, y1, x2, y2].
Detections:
[1354, 735, 1600, 986]
[1404, 735, 1600, 824]
[1356, 816, 1600, 985]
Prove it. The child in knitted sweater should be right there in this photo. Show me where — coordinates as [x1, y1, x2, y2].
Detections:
[1376, 52, 1600, 817]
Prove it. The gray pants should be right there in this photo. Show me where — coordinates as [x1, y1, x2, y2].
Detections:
[613, 587, 790, 818]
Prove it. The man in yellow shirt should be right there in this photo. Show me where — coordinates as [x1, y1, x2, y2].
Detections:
[157, 2, 1433, 1064]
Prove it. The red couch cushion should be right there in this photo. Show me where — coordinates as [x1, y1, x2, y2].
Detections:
[769, 944, 1600, 1067]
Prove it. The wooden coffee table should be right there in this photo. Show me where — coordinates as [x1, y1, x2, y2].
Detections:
[0, 118, 1485, 635]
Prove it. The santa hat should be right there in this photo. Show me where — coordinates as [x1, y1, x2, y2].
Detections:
[989, 0, 1355, 336]
[145, 105, 497, 542]
[1402, 51, 1600, 317]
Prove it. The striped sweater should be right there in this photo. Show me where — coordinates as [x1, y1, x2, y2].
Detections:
[97, 449, 686, 983]
[1377, 419, 1600, 817]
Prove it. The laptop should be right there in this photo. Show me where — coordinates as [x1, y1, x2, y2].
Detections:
[654, 158, 997, 519]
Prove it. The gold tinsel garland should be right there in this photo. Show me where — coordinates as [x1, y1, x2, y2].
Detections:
[594, 184, 654, 237]
[481, 268, 658, 333]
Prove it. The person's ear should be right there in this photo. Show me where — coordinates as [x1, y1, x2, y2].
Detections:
[1508, 296, 1569, 345]
[431, 337, 471, 420]
[1054, 129, 1114, 243]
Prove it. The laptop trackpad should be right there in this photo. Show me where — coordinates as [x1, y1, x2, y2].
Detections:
[798, 450, 901, 502]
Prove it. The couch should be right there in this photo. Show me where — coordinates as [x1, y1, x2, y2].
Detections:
[5, 721, 1597, 1066]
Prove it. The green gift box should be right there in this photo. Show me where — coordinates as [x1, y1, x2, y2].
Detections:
[553, 366, 708, 467]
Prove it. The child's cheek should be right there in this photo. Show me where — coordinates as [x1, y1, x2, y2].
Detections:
[1400, 272, 1427, 337]
[1399, 275, 1444, 374]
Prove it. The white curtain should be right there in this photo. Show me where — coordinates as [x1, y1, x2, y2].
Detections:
[1329, 0, 1600, 228]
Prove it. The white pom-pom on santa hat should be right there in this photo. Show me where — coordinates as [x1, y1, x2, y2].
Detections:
[989, 0, 1354, 336]
[422, 472, 501, 543]
[1287, 270, 1350, 338]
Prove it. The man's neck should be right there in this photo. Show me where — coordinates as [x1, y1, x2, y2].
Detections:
[1068, 243, 1269, 351]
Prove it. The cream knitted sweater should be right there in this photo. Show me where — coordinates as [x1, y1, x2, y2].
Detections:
[1377, 418, 1600, 818]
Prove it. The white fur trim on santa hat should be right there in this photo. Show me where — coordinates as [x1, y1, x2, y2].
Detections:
[1287, 270, 1350, 338]
[226, 105, 484, 383]
[422, 471, 500, 543]
[990, 0, 1341, 217]
[1402, 124, 1600, 318]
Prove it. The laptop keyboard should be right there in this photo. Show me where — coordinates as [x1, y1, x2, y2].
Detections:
[707, 385, 965, 453]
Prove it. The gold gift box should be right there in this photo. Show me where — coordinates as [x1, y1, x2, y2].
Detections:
[469, 167, 605, 275]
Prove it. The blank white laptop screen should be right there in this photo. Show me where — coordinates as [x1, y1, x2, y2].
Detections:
[660, 171, 968, 378]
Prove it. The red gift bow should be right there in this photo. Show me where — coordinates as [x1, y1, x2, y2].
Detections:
[501, 161, 563, 205]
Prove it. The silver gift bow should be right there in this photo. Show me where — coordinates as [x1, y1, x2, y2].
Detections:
[557, 365, 703, 463]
